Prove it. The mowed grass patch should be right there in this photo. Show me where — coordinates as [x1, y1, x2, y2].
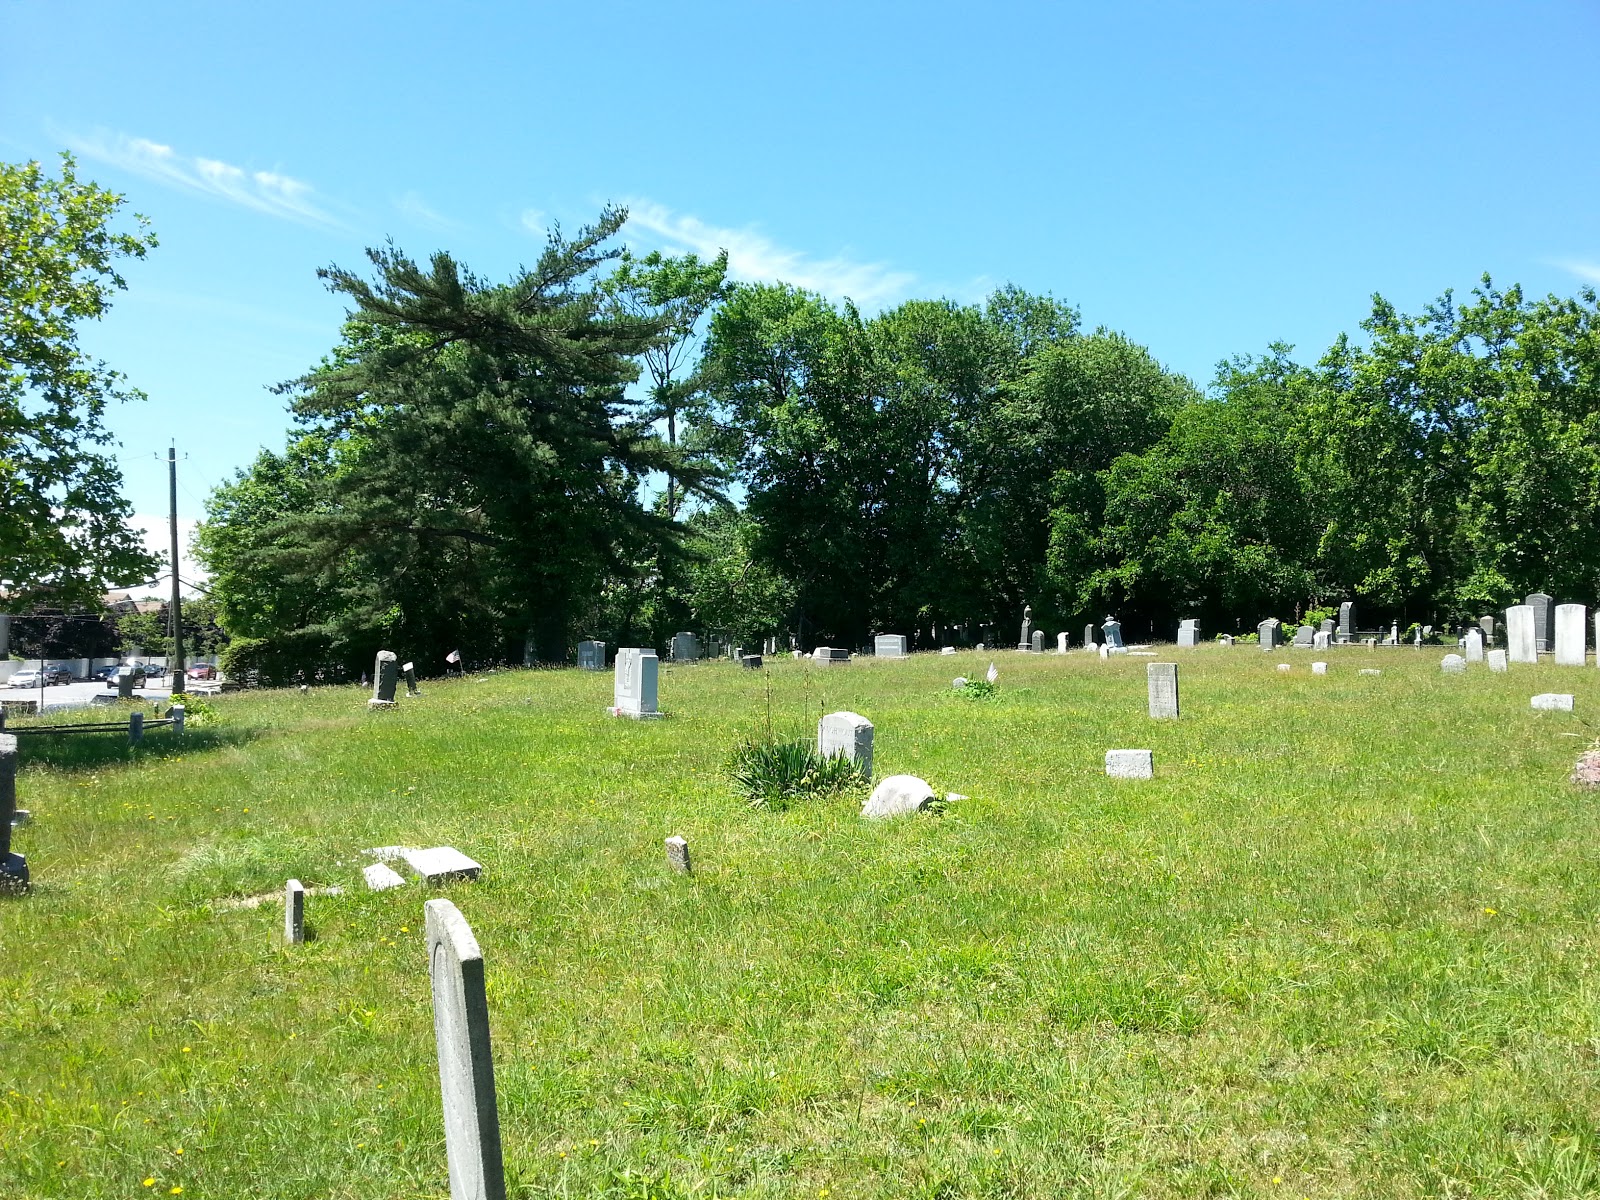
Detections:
[2, 647, 1599, 1198]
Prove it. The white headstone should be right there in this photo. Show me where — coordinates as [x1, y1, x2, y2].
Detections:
[1105, 749, 1153, 779]
[285, 879, 305, 944]
[402, 846, 483, 884]
[1463, 628, 1484, 662]
[1488, 649, 1508, 673]
[1098, 644, 1109, 659]
[1507, 605, 1537, 664]
[874, 634, 908, 658]
[610, 648, 661, 718]
[424, 899, 507, 1200]
[1531, 693, 1575, 711]
[364, 862, 406, 891]
[1176, 619, 1199, 648]
[860, 774, 936, 818]
[1359, 668, 1381, 676]
[940, 646, 957, 655]
[811, 647, 851, 668]
[1276, 663, 1291, 672]
[1311, 661, 1327, 674]
[1440, 654, 1466, 674]
[1057, 631, 1069, 653]
[1555, 604, 1586, 666]
[818, 711, 873, 777]
[1146, 662, 1179, 719]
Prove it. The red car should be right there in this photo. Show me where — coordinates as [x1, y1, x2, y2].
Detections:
[186, 664, 217, 680]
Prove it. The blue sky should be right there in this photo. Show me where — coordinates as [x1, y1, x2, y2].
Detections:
[5, 0, 1598, 578]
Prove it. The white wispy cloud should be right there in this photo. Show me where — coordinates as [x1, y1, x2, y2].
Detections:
[519, 207, 548, 236]
[1553, 259, 1600, 286]
[395, 190, 461, 233]
[66, 130, 342, 229]
[623, 199, 917, 307]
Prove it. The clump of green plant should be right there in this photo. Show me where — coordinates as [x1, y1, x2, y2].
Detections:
[172, 695, 219, 725]
[956, 677, 997, 701]
[727, 738, 867, 810]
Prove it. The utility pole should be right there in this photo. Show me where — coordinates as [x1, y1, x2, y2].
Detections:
[168, 443, 186, 697]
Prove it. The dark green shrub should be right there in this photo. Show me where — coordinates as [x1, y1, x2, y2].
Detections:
[726, 738, 867, 810]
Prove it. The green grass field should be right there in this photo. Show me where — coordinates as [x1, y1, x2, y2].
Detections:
[3, 647, 1600, 1199]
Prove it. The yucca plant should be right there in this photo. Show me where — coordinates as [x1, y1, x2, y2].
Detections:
[727, 737, 867, 810]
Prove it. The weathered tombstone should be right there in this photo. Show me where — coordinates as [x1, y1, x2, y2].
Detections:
[402, 661, 421, 695]
[1388, 621, 1399, 646]
[128, 712, 143, 744]
[1220, 634, 1235, 647]
[577, 641, 605, 671]
[1488, 649, 1508, 673]
[285, 879, 305, 944]
[1276, 663, 1292, 672]
[1338, 601, 1355, 642]
[1146, 662, 1179, 719]
[1527, 593, 1555, 653]
[874, 634, 908, 658]
[1098, 644, 1110, 659]
[1412, 627, 1423, 647]
[1030, 630, 1044, 653]
[940, 646, 957, 655]
[1506, 605, 1537, 664]
[664, 835, 692, 874]
[861, 774, 936, 818]
[740, 654, 762, 670]
[1555, 604, 1587, 666]
[403, 847, 484, 884]
[811, 647, 851, 668]
[1057, 632, 1069, 653]
[364, 863, 406, 891]
[1319, 618, 1335, 636]
[117, 665, 135, 700]
[1360, 668, 1381, 676]
[1293, 624, 1315, 648]
[1258, 618, 1280, 649]
[0, 734, 27, 892]
[1463, 628, 1484, 662]
[1313, 630, 1331, 650]
[371, 650, 399, 708]
[1311, 661, 1328, 674]
[425, 899, 507, 1200]
[818, 711, 873, 778]
[669, 632, 700, 664]
[1083, 623, 1096, 650]
[1176, 619, 1199, 648]
[1104, 749, 1153, 779]
[1440, 654, 1466, 674]
[1480, 615, 1497, 646]
[609, 648, 661, 719]
[1101, 616, 1125, 652]
[1531, 693, 1575, 712]
[1017, 605, 1034, 651]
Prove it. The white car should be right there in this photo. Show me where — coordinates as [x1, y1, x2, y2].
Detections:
[9, 669, 43, 689]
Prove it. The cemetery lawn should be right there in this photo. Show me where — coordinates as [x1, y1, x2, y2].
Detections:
[5, 650, 1600, 1199]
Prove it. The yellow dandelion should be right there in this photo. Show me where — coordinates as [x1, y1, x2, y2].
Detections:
[174, 1148, 183, 1156]
[170, 1189, 182, 1196]
[142, 1180, 155, 1188]
[181, 1047, 191, 1054]
[1484, 907, 1497, 915]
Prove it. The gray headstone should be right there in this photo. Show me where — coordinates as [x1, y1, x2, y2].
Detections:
[1527, 593, 1555, 652]
[1105, 749, 1153, 779]
[861, 774, 936, 818]
[1146, 662, 1179, 719]
[402, 661, 421, 695]
[1030, 630, 1045, 653]
[1258, 618, 1280, 649]
[364, 862, 406, 891]
[664, 835, 692, 874]
[1488, 649, 1508, 673]
[0, 733, 25, 891]
[1319, 618, 1335, 635]
[1506, 605, 1537, 664]
[371, 650, 399, 704]
[402, 846, 483, 884]
[1101, 617, 1124, 651]
[670, 632, 700, 664]
[1554, 604, 1586, 666]
[1531, 693, 1575, 712]
[818, 711, 873, 778]
[577, 640, 605, 671]
[1083, 623, 1096, 650]
[128, 712, 143, 743]
[117, 666, 135, 699]
[874, 634, 908, 658]
[1463, 628, 1484, 662]
[1019, 605, 1034, 650]
[425, 898, 507, 1200]
[610, 648, 661, 718]
[740, 654, 762, 670]
[1293, 625, 1315, 647]
[1176, 619, 1199, 648]
[1338, 601, 1355, 638]
[1480, 615, 1496, 645]
[285, 879, 305, 944]
[1440, 654, 1466, 674]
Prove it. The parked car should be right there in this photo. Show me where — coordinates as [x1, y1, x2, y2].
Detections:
[186, 663, 217, 680]
[99, 664, 149, 687]
[9, 666, 71, 688]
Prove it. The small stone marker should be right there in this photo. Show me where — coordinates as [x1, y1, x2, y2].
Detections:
[1555, 604, 1587, 666]
[1057, 631, 1069, 653]
[874, 634, 908, 658]
[1276, 663, 1291, 672]
[364, 863, 406, 891]
[1531, 693, 1575, 711]
[0, 734, 27, 892]
[1146, 662, 1179, 719]
[169, 703, 185, 734]
[402, 846, 483, 884]
[425, 898, 507, 1200]
[861, 774, 936, 818]
[371, 650, 399, 708]
[1488, 649, 1508, 673]
[577, 640, 605, 671]
[1176, 618, 1199, 648]
[402, 661, 421, 695]
[128, 712, 143, 744]
[609, 648, 661, 719]
[940, 646, 957, 655]
[285, 878, 306, 944]
[1360, 668, 1381, 676]
[1311, 661, 1328, 674]
[740, 654, 762, 670]
[1507, 605, 1537, 663]
[664, 835, 692, 873]
[1105, 749, 1153, 780]
[1441, 654, 1466, 674]
[811, 647, 851, 667]
[818, 711, 873, 777]
[1464, 628, 1484, 662]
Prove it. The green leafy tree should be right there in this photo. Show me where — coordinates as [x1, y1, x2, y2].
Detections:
[676, 504, 796, 648]
[0, 153, 159, 608]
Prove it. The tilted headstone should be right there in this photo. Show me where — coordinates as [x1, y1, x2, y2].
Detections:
[285, 879, 305, 944]
[0, 734, 27, 892]
[874, 634, 908, 658]
[403, 847, 483, 884]
[1101, 617, 1125, 651]
[1440, 654, 1466, 674]
[1338, 601, 1355, 641]
[1105, 749, 1153, 779]
[1176, 619, 1199, 648]
[1506, 605, 1537, 664]
[1293, 625, 1315, 648]
[1554, 604, 1587, 666]
[1030, 630, 1044, 653]
[1463, 628, 1484, 662]
[425, 899, 507, 1200]
[1018, 605, 1034, 651]
[1057, 632, 1069, 653]
[1083, 623, 1096, 650]
[1220, 634, 1234, 647]
[1531, 693, 1575, 712]
[1258, 618, 1280, 649]
[1146, 662, 1179, 719]
[861, 774, 936, 818]
[664, 835, 692, 874]
[1527, 593, 1555, 653]
[577, 641, 605, 671]
[818, 711, 873, 778]
[364, 863, 406, 891]
[1488, 649, 1508, 673]
[609, 648, 661, 719]
[371, 650, 399, 707]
